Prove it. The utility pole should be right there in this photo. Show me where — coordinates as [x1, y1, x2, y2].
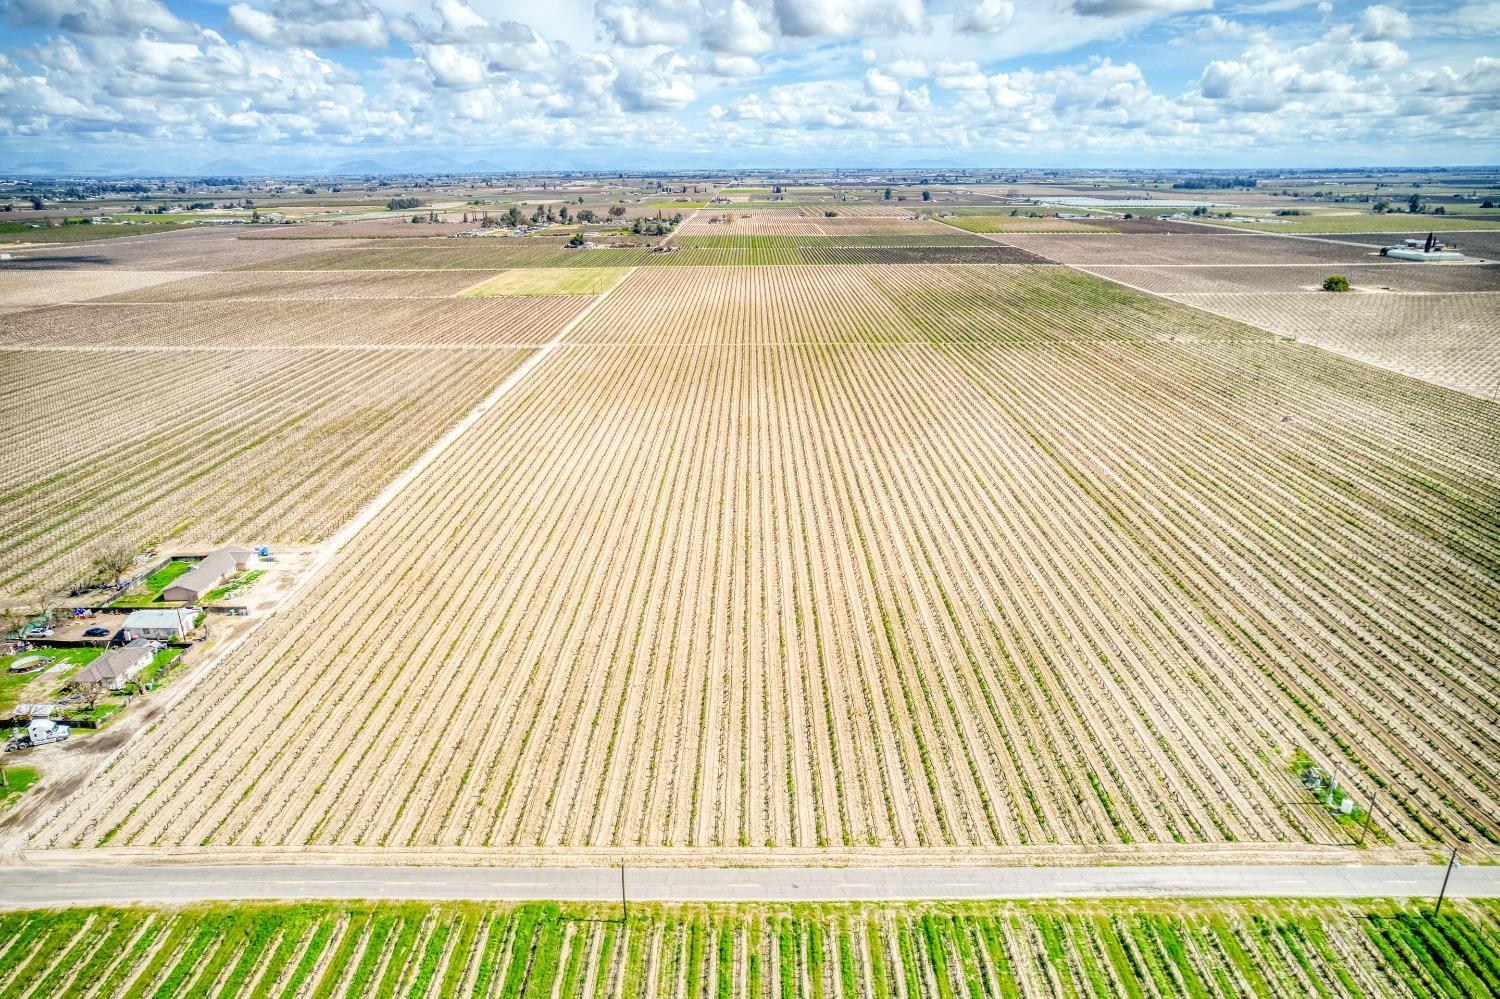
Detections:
[1433, 846, 1459, 918]
[1357, 793, 1378, 846]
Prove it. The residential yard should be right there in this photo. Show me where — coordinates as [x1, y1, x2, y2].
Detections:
[109, 559, 194, 607]
[0, 647, 101, 716]
[204, 570, 263, 603]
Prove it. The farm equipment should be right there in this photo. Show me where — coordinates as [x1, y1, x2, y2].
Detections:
[6, 718, 70, 752]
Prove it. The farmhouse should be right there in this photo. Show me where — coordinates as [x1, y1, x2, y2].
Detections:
[163, 546, 255, 603]
[121, 607, 195, 642]
[71, 640, 153, 691]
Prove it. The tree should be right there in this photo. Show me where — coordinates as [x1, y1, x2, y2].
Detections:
[577, 208, 595, 223]
[1322, 275, 1350, 292]
[883, 188, 893, 200]
[89, 543, 136, 590]
[0, 608, 28, 644]
[1373, 200, 1391, 213]
[559, 206, 571, 223]
[27, 195, 42, 210]
[921, 190, 931, 202]
[1407, 194, 1423, 214]
[608, 205, 626, 219]
[505, 205, 523, 227]
[569, 232, 586, 247]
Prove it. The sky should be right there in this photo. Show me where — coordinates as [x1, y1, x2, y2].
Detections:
[0, 0, 1497, 173]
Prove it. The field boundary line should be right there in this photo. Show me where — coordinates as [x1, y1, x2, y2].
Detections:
[5, 268, 638, 860]
[274, 263, 637, 606]
[1, 863, 1496, 907]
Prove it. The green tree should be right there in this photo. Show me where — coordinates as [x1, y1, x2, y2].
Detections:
[505, 205, 523, 227]
[608, 205, 626, 218]
[1322, 275, 1350, 292]
[883, 187, 893, 200]
[1407, 193, 1423, 214]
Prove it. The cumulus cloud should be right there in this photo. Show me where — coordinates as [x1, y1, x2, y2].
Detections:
[1065, 0, 1211, 17]
[703, 0, 774, 53]
[596, 0, 697, 46]
[227, 0, 387, 48]
[773, 0, 925, 38]
[613, 47, 695, 108]
[3, 0, 195, 38]
[1356, 3, 1411, 39]
[955, 0, 1014, 34]
[708, 53, 762, 76]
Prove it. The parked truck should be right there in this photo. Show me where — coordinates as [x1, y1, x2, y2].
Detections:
[6, 718, 70, 752]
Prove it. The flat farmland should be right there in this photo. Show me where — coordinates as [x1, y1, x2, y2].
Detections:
[1084, 263, 1500, 295]
[0, 269, 200, 312]
[0, 297, 585, 348]
[242, 242, 656, 270]
[0, 345, 535, 597]
[0, 899, 1494, 999]
[996, 232, 1393, 267]
[94, 269, 496, 302]
[1167, 292, 1500, 397]
[1314, 230, 1500, 260]
[34, 263, 1499, 860]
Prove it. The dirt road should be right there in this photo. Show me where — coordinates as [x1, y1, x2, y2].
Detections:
[0, 862, 1493, 909]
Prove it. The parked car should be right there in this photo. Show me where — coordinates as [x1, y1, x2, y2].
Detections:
[23, 626, 53, 638]
[83, 626, 110, 638]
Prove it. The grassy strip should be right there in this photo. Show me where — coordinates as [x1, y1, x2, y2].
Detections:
[0, 899, 1494, 998]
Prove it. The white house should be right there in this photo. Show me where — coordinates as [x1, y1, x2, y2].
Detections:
[70, 640, 154, 691]
[121, 607, 195, 642]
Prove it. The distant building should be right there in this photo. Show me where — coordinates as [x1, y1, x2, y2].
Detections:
[122, 607, 196, 642]
[163, 546, 255, 603]
[71, 640, 154, 691]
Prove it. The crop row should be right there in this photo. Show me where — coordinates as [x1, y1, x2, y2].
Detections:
[0, 345, 535, 597]
[0, 297, 585, 349]
[671, 235, 997, 249]
[0, 899, 1494, 998]
[1152, 291, 1500, 399]
[36, 265, 1497, 855]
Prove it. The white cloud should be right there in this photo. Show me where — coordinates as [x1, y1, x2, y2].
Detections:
[703, 0, 773, 53]
[708, 53, 761, 75]
[613, 46, 695, 108]
[596, 0, 697, 46]
[955, 0, 1013, 34]
[1356, 3, 1411, 40]
[863, 66, 900, 95]
[1066, 0, 1211, 17]
[228, 0, 388, 48]
[772, 0, 925, 38]
[3, 0, 195, 38]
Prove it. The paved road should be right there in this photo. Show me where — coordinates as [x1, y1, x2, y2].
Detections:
[1, 864, 1495, 909]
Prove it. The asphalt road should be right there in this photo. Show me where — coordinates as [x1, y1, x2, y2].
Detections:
[1, 864, 1495, 909]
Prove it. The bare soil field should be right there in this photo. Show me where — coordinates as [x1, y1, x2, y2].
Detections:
[94, 269, 495, 302]
[0, 269, 202, 311]
[0, 228, 347, 271]
[0, 297, 585, 348]
[1313, 230, 1500, 260]
[0, 345, 535, 598]
[33, 263, 1498, 860]
[682, 217, 957, 237]
[997, 233, 1395, 267]
[241, 242, 655, 270]
[1169, 292, 1500, 397]
[1084, 263, 1500, 295]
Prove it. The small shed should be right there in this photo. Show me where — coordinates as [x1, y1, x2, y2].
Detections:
[162, 546, 256, 603]
[71, 640, 154, 691]
[122, 607, 195, 642]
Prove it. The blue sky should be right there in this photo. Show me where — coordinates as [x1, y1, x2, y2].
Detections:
[1, 0, 1497, 172]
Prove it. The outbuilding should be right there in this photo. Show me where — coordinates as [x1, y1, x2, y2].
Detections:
[70, 640, 155, 691]
[121, 607, 195, 642]
[162, 546, 256, 603]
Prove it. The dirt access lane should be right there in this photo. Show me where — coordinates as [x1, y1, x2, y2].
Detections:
[0, 862, 1494, 909]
